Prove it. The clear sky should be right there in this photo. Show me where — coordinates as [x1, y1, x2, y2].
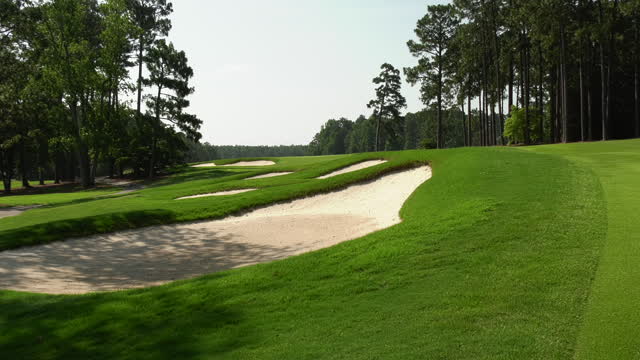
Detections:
[166, 0, 448, 146]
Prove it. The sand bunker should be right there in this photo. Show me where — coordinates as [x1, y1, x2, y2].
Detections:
[191, 160, 276, 168]
[0, 165, 431, 294]
[317, 160, 388, 179]
[0, 205, 42, 220]
[176, 189, 257, 200]
[223, 160, 275, 167]
[245, 172, 293, 180]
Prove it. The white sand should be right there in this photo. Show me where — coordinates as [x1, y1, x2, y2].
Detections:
[0, 165, 431, 294]
[191, 160, 276, 168]
[176, 189, 257, 200]
[222, 161, 275, 167]
[317, 160, 388, 179]
[0, 208, 24, 219]
[0, 205, 42, 220]
[245, 172, 293, 180]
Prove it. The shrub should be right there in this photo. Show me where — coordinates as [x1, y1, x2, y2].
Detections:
[504, 106, 541, 144]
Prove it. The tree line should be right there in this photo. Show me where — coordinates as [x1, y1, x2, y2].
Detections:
[0, 0, 200, 193]
[312, 0, 640, 153]
[185, 142, 309, 162]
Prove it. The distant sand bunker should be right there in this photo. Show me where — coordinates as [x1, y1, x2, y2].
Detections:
[191, 160, 275, 168]
[246, 172, 293, 180]
[223, 160, 275, 167]
[0, 165, 431, 294]
[317, 160, 388, 179]
[176, 189, 256, 200]
[0, 205, 42, 220]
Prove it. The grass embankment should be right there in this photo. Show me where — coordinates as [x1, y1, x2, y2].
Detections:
[527, 139, 640, 360]
[0, 142, 616, 359]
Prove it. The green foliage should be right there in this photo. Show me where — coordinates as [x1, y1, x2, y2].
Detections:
[0, 0, 201, 191]
[504, 106, 541, 144]
[367, 63, 407, 151]
[405, 4, 460, 149]
[308, 118, 353, 155]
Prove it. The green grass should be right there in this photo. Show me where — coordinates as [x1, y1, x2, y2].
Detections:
[0, 185, 121, 208]
[0, 140, 635, 358]
[526, 139, 640, 360]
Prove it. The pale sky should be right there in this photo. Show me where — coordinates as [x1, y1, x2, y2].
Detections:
[166, 0, 449, 146]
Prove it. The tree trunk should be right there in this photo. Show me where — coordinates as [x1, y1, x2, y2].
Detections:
[437, 62, 443, 149]
[490, 8, 503, 145]
[606, 0, 618, 139]
[598, 0, 608, 140]
[467, 95, 472, 146]
[19, 142, 30, 188]
[149, 84, 163, 178]
[508, 55, 514, 114]
[70, 101, 91, 187]
[375, 114, 381, 152]
[555, 65, 561, 143]
[461, 103, 467, 147]
[560, 24, 569, 143]
[0, 149, 14, 194]
[492, 103, 497, 146]
[480, 90, 486, 146]
[550, 66, 557, 143]
[136, 35, 144, 122]
[600, 41, 607, 140]
[538, 43, 544, 143]
[635, 14, 639, 137]
[524, 33, 531, 145]
[579, 56, 585, 142]
[636, 54, 639, 138]
[587, 69, 593, 141]
[54, 152, 62, 184]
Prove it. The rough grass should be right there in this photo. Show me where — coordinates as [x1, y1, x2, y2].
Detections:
[0, 142, 620, 359]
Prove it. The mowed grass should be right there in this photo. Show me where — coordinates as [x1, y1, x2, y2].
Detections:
[0, 141, 621, 359]
[0, 185, 121, 208]
[526, 139, 640, 360]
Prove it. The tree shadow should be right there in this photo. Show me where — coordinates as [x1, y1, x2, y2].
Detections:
[0, 225, 307, 358]
[0, 209, 178, 251]
[149, 168, 242, 187]
[0, 270, 256, 359]
[0, 226, 300, 294]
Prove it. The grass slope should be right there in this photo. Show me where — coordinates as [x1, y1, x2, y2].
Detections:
[0, 143, 614, 359]
[527, 139, 640, 360]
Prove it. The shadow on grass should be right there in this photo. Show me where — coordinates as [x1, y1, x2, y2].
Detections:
[0, 226, 301, 293]
[0, 209, 178, 251]
[148, 168, 242, 187]
[0, 273, 255, 359]
[0, 183, 90, 197]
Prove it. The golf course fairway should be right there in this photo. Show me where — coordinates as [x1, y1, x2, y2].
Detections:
[0, 140, 637, 359]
